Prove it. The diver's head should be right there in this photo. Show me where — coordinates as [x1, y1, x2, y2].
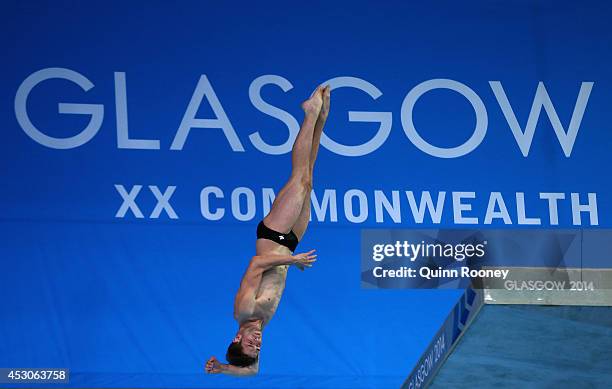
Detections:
[226, 322, 261, 366]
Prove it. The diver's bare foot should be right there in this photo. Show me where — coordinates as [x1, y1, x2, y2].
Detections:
[319, 85, 330, 119]
[301, 85, 324, 115]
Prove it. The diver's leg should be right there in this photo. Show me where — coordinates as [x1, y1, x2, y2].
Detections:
[262, 86, 323, 234]
[292, 86, 330, 240]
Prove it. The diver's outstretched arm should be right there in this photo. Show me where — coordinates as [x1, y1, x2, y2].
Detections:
[251, 250, 317, 271]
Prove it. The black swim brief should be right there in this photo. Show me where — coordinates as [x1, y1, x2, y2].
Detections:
[256, 221, 299, 252]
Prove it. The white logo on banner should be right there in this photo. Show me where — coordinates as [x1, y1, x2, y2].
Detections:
[14, 67, 593, 158]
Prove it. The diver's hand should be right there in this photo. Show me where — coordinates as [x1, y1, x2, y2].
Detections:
[292, 249, 317, 271]
[205, 356, 223, 374]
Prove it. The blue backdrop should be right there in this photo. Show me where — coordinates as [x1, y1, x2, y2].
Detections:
[1, 1, 610, 388]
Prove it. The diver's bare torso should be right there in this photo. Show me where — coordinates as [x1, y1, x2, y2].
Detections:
[235, 240, 291, 326]
[254, 240, 293, 323]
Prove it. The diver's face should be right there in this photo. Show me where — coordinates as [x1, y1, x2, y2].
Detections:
[240, 328, 261, 358]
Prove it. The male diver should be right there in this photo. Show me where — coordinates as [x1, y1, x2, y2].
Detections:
[205, 85, 331, 376]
